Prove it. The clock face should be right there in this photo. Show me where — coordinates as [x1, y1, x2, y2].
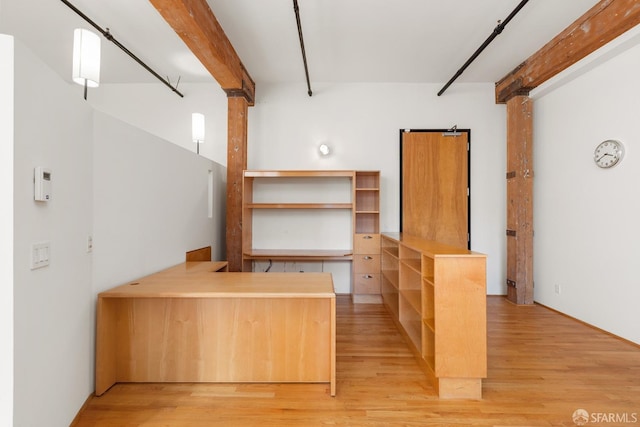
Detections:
[594, 140, 624, 168]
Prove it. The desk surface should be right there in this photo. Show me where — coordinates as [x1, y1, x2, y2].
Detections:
[99, 262, 335, 299]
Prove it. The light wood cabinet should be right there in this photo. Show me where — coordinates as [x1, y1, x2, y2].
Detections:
[381, 232, 487, 399]
[352, 171, 381, 303]
[242, 170, 381, 302]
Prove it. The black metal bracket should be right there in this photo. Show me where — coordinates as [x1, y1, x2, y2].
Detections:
[437, 0, 530, 96]
[293, 0, 312, 97]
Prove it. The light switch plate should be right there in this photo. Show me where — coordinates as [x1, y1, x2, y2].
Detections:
[31, 241, 50, 269]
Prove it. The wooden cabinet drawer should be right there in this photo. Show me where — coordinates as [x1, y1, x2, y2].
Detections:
[353, 273, 381, 294]
[354, 233, 380, 254]
[353, 254, 381, 273]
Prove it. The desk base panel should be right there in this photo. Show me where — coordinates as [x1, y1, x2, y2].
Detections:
[97, 297, 335, 396]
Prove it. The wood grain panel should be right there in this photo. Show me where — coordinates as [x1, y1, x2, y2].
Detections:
[506, 96, 534, 304]
[185, 246, 211, 262]
[113, 298, 332, 384]
[433, 256, 487, 378]
[401, 131, 468, 248]
[95, 268, 336, 396]
[227, 96, 248, 271]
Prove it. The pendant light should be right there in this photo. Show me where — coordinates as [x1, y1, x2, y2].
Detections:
[192, 113, 205, 155]
[72, 28, 101, 100]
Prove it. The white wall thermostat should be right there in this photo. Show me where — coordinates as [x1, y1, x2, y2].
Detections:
[34, 167, 52, 202]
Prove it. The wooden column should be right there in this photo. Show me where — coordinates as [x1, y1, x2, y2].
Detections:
[226, 96, 248, 272]
[506, 96, 533, 304]
[496, 0, 640, 305]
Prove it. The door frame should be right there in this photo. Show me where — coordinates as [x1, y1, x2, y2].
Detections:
[399, 128, 471, 249]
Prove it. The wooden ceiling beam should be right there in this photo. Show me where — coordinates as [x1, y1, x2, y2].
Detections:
[495, 0, 640, 103]
[149, 0, 255, 105]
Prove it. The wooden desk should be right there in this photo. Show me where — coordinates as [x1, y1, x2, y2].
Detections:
[96, 263, 336, 396]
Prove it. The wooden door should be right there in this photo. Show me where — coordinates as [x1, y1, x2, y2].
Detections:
[400, 130, 470, 249]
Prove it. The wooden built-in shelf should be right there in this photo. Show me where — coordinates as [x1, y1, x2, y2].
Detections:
[242, 170, 381, 304]
[401, 258, 421, 274]
[244, 170, 355, 178]
[246, 203, 352, 209]
[401, 289, 422, 314]
[244, 249, 353, 261]
[381, 232, 487, 400]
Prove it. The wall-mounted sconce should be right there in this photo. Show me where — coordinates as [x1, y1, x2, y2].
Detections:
[192, 113, 205, 155]
[72, 28, 101, 100]
[318, 143, 331, 156]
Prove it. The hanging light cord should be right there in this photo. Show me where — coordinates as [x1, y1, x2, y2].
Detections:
[60, 0, 184, 98]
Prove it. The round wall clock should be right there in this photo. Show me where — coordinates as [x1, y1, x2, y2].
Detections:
[594, 139, 624, 168]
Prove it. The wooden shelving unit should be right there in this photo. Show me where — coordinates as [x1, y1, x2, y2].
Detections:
[352, 171, 381, 303]
[242, 170, 381, 303]
[242, 170, 355, 271]
[381, 232, 487, 399]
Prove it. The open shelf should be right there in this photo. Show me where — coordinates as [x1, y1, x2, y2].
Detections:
[382, 269, 399, 289]
[244, 249, 353, 261]
[401, 289, 421, 315]
[401, 258, 421, 274]
[399, 293, 422, 351]
[247, 203, 352, 209]
[381, 276, 399, 318]
[245, 170, 355, 178]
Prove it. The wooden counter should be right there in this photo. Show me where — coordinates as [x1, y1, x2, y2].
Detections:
[96, 262, 336, 396]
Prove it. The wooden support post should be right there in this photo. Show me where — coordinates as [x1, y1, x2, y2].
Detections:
[506, 96, 533, 304]
[226, 96, 248, 272]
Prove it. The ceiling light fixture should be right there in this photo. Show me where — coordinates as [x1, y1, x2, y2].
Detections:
[192, 113, 205, 155]
[72, 28, 101, 100]
[60, 0, 184, 98]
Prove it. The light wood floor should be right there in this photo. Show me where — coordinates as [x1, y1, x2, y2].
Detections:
[73, 296, 640, 426]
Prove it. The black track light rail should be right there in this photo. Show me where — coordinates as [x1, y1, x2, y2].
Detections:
[293, 0, 312, 97]
[437, 0, 529, 96]
[60, 0, 184, 98]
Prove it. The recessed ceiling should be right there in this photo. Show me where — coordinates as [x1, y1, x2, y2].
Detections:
[1, 0, 601, 88]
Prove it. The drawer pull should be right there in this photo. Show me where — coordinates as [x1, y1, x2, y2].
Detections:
[363, 235, 373, 239]
[363, 256, 373, 260]
[362, 274, 374, 279]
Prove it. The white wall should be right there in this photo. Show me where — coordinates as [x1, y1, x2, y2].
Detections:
[90, 83, 229, 166]
[13, 39, 94, 427]
[247, 82, 507, 294]
[92, 111, 227, 294]
[0, 32, 15, 427]
[9, 39, 227, 426]
[532, 38, 640, 344]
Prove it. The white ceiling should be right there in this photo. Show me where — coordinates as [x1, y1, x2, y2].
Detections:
[1, 0, 601, 91]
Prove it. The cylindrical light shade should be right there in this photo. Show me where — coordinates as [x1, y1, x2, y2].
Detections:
[72, 28, 101, 88]
[192, 113, 205, 143]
